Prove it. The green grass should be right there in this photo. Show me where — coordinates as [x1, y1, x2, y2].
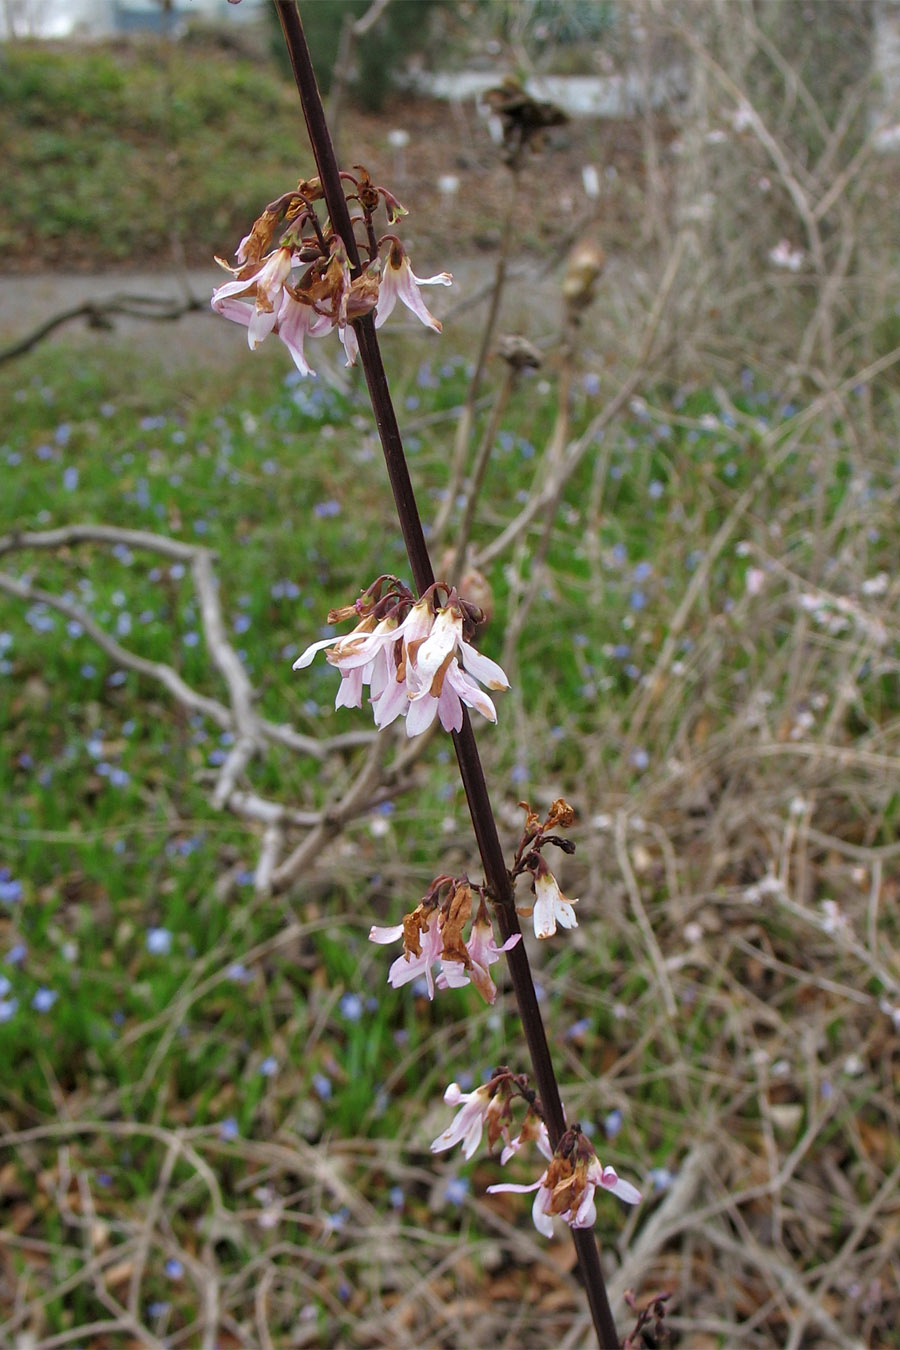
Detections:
[0, 39, 320, 265]
[2, 312, 900, 1344]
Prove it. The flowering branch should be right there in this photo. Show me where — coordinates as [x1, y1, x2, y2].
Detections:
[259, 6, 628, 1342]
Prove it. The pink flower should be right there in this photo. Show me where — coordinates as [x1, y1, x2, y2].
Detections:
[488, 1129, 641, 1238]
[293, 614, 402, 712]
[453, 909, 520, 1004]
[276, 292, 334, 376]
[369, 905, 445, 999]
[500, 1116, 553, 1166]
[295, 591, 508, 735]
[371, 596, 434, 729]
[375, 242, 452, 333]
[404, 659, 494, 735]
[211, 247, 295, 350]
[435, 914, 520, 1004]
[531, 868, 578, 940]
[431, 1082, 498, 1160]
[369, 887, 518, 1004]
[211, 286, 333, 377]
[405, 597, 509, 736]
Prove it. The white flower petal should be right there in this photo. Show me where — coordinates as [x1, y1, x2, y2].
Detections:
[405, 694, 439, 737]
[446, 663, 497, 722]
[368, 923, 404, 945]
[459, 638, 509, 690]
[292, 636, 336, 670]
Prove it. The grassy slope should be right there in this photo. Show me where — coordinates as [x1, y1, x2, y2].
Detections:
[3, 322, 899, 1344]
[0, 37, 313, 266]
[0, 35, 642, 272]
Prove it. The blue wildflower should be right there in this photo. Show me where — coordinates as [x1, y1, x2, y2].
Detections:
[146, 928, 172, 956]
[339, 993, 364, 1021]
[444, 1176, 470, 1207]
[0, 871, 22, 905]
[604, 1109, 623, 1139]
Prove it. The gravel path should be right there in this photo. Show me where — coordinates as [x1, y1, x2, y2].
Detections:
[0, 257, 562, 375]
[0, 267, 240, 371]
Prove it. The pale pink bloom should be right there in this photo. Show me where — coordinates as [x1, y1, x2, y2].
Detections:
[293, 616, 399, 673]
[459, 911, 520, 1003]
[532, 870, 578, 939]
[369, 900, 516, 1003]
[292, 623, 370, 673]
[339, 320, 359, 366]
[488, 1156, 641, 1238]
[407, 601, 508, 701]
[371, 668, 411, 729]
[368, 922, 403, 945]
[371, 907, 444, 999]
[407, 603, 464, 692]
[435, 958, 472, 992]
[375, 244, 452, 333]
[212, 247, 295, 349]
[406, 599, 509, 736]
[211, 288, 331, 376]
[369, 596, 434, 728]
[397, 594, 435, 670]
[369, 594, 450, 732]
[277, 292, 334, 376]
[431, 1082, 496, 1159]
[434, 911, 520, 1003]
[405, 659, 499, 735]
[768, 238, 804, 272]
[293, 615, 400, 714]
[295, 594, 508, 736]
[500, 1118, 553, 1166]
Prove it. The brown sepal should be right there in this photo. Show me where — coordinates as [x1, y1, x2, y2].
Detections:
[440, 881, 473, 968]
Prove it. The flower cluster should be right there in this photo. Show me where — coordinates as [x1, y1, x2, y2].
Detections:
[430, 1070, 641, 1238]
[369, 877, 519, 1003]
[294, 578, 509, 736]
[211, 169, 451, 375]
[488, 1126, 642, 1237]
[431, 1070, 549, 1161]
[511, 799, 580, 939]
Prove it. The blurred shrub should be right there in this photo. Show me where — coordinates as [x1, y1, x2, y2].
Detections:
[0, 39, 303, 265]
[268, 0, 453, 110]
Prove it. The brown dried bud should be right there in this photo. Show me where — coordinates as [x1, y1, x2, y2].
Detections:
[234, 207, 281, 268]
[434, 555, 494, 628]
[353, 164, 380, 215]
[496, 333, 543, 372]
[296, 176, 325, 203]
[401, 903, 432, 959]
[519, 801, 542, 837]
[563, 238, 605, 312]
[546, 798, 576, 830]
[440, 881, 473, 967]
[484, 78, 567, 158]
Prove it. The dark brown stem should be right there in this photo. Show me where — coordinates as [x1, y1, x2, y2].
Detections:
[273, 5, 620, 1345]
